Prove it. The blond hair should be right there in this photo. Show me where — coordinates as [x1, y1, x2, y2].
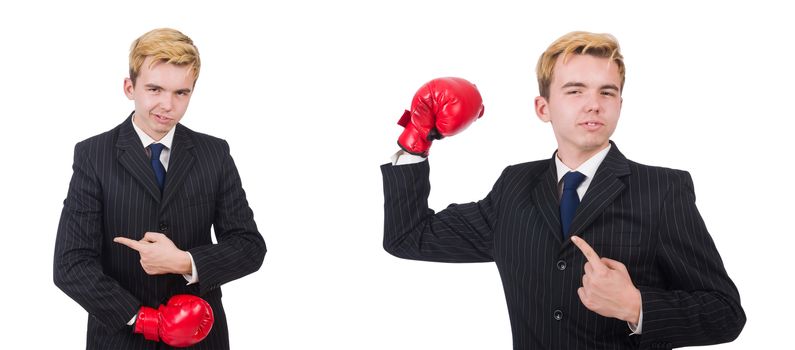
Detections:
[128, 28, 200, 86]
[536, 31, 625, 99]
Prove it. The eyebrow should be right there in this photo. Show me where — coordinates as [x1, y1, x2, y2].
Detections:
[143, 83, 192, 94]
[561, 82, 620, 91]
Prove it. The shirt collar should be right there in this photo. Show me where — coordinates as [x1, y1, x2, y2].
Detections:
[555, 144, 612, 183]
[131, 115, 175, 149]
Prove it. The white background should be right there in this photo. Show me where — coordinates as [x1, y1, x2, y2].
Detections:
[1, 0, 791, 348]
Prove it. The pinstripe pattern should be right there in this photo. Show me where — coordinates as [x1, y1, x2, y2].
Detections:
[54, 115, 266, 349]
[381, 143, 745, 350]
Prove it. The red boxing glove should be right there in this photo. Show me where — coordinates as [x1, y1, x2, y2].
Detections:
[397, 77, 485, 157]
[135, 294, 214, 348]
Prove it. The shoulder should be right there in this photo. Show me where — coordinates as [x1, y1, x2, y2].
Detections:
[627, 158, 690, 179]
[625, 159, 695, 193]
[502, 159, 550, 180]
[73, 122, 123, 154]
[178, 124, 227, 146]
[176, 124, 231, 153]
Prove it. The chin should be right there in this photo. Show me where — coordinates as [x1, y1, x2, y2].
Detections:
[579, 140, 609, 151]
[146, 125, 167, 134]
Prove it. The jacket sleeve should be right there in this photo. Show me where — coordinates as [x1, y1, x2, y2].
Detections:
[53, 141, 141, 332]
[381, 160, 506, 263]
[189, 141, 266, 295]
[638, 171, 746, 348]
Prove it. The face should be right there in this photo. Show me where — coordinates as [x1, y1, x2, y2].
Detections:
[535, 54, 622, 161]
[124, 56, 195, 140]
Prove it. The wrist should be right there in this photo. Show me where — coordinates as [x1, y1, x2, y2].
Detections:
[176, 251, 192, 275]
[135, 306, 160, 341]
[398, 123, 432, 157]
[623, 287, 642, 324]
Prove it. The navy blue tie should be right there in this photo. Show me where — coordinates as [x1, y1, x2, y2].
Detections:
[149, 143, 166, 192]
[560, 171, 586, 238]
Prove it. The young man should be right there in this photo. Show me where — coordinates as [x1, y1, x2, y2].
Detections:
[381, 32, 745, 349]
[54, 28, 266, 349]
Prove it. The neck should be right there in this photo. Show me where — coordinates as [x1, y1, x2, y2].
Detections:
[132, 115, 167, 141]
[556, 143, 610, 170]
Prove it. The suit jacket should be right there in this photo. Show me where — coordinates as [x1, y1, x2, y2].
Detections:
[381, 142, 745, 350]
[54, 115, 267, 349]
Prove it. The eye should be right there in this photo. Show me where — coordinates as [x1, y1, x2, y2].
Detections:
[601, 91, 616, 97]
[566, 90, 582, 95]
[147, 87, 160, 93]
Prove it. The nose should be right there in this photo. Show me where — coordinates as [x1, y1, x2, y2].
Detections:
[584, 93, 601, 114]
[159, 93, 175, 112]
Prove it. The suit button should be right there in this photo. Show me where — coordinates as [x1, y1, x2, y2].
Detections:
[556, 260, 567, 270]
[159, 223, 169, 233]
[553, 309, 563, 321]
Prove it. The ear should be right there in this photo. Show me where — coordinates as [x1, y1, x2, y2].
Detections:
[123, 78, 135, 100]
[535, 96, 551, 122]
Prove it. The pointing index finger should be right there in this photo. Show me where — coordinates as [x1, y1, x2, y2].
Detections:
[571, 236, 607, 272]
[114, 237, 143, 251]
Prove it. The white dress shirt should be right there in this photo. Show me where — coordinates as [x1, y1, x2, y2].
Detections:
[553, 145, 611, 199]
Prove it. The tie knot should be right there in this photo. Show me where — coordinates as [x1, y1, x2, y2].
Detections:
[149, 143, 165, 160]
[562, 171, 586, 191]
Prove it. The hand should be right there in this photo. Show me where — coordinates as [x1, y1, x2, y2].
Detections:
[396, 77, 485, 157]
[571, 236, 641, 324]
[114, 232, 191, 275]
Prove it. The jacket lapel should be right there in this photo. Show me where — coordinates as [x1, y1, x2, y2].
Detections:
[161, 124, 195, 209]
[116, 114, 161, 202]
[529, 156, 564, 243]
[567, 142, 631, 243]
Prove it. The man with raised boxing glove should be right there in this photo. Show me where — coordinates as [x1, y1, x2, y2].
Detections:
[381, 32, 745, 349]
[54, 28, 266, 349]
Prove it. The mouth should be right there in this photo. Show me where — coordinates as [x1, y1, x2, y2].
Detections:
[579, 121, 604, 131]
[152, 113, 172, 124]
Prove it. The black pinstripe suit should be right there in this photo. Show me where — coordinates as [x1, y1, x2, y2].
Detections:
[381, 142, 745, 349]
[54, 115, 266, 349]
